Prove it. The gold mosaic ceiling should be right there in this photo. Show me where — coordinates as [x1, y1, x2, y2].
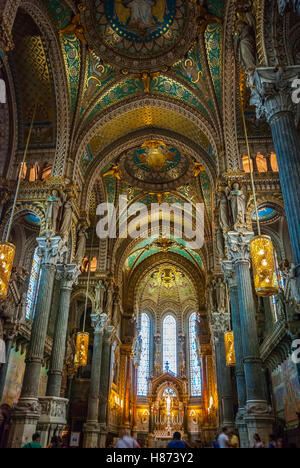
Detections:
[89, 106, 211, 156]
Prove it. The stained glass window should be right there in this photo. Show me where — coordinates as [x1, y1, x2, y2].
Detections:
[25, 248, 41, 320]
[163, 315, 177, 375]
[189, 312, 202, 397]
[137, 312, 150, 396]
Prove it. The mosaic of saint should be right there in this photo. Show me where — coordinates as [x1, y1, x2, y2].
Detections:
[83, 0, 195, 71]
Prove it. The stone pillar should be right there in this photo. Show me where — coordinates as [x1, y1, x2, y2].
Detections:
[214, 336, 235, 429]
[83, 313, 107, 448]
[132, 364, 138, 439]
[225, 231, 274, 446]
[0, 333, 13, 401]
[8, 236, 63, 448]
[99, 326, 114, 448]
[123, 349, 132, 428]
[46, 264, 79, 397]
[209, 278, 235, 430]
[223, 260, 249, 448]
[251, 67, 300, 288]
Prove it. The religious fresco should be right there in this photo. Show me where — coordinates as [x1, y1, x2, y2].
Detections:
[272, 359, 300, 427]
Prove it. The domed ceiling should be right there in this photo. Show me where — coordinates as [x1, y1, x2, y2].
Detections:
[82, 0, 197, 72]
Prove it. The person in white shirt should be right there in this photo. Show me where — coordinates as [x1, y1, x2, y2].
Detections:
[218, 427, 230, 449]
[115, 429, 140, 448]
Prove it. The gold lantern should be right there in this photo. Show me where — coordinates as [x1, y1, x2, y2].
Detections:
[74, 332, 89, 367]
[224, 331, 236, 367]
[0, 242, 16, 299]
[250, 235, 279, 297]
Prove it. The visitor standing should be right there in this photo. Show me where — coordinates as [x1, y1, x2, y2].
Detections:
[22, 433, 42, 449]
[252, 434, 264, 448]
[217, 427, 230, 449]
[167, 432, 188, 449]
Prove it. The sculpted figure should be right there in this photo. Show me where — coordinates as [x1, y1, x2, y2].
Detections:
[95, 281, 106, 312]
[75, 227, 87, 264]
[217, 190, 230, 230]
[234, 12, 256, 72]
[45, 190, 62, 233]
[226, 183, 246, 225]
[216, 278, 226, 311]
[60, 198, 74, 239]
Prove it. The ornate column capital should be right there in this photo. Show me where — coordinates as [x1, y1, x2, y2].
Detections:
[56, 264, 80, 290]
[225, 231, 254, 266]
[250, 66, 300, 124]
[222, 260, 237, 289]
[91, 312, 108, 335]
[36, 236, 67, 267]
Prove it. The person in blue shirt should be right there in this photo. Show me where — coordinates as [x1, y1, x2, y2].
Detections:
[167, 432, 187, 449]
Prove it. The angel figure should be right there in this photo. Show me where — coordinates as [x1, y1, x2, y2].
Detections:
[60, 5, 87, 45]
[193, 162, 205, 178]
[103, 165, 122, 180]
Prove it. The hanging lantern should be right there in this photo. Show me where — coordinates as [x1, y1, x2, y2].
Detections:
[74, 332, 89, 367]
[0, 242, 16, 300]
[250, 235, 279, 297]
[224, 331, 236, 367]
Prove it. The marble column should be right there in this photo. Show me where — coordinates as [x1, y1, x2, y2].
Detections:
[251, 67, 300, 289]
[223, 260, 249, 448]
[46, 265, 79, 397]
[214, 336, 235, 429]
[83, 313, 107, 448]
[98, 326, 114, 448]
[225, 231, 274, 446]
[0, 329, 14, 401]
[8, 236, 64, 448]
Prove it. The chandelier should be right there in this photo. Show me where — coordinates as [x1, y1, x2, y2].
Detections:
[0, 101, 38, 300]
[240, 75, 279, 298]
[224, 331, 236, 367]
[152, 266, 184, 289]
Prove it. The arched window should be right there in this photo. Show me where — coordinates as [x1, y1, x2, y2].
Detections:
[189, 312, 202, 397]
[163, 315, 177, 375]
[25, 248, 41, 319]
[137, 312, 151, 396]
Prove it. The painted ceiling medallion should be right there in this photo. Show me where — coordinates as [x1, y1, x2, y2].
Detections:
[81, 0, 197, 72]
[119, 141, 193, 192]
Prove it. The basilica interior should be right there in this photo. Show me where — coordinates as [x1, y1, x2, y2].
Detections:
[0, 0, 300, 450]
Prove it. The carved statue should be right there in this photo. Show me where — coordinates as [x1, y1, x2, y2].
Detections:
[226, 183, 246, 225]
[60, 197, 74, 239]
[208, 281, 217, 313]
[216, 228, 225, 258]
[75, 227, 87, 264]
[95, 281, 106, 312]
[217, 190, 230, 230]
[45, 190, 62, 233]
[216, 277, 227, 311]
[105, 283, 114, 317]
[234, 11, 256, 73]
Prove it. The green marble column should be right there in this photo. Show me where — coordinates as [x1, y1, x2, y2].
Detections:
[223, 260, 249, 448]
[8, 236, 64, 448]
[99, 325, 114, 448]
[226, 231, 274, 446]
[46, 264, 79, 397]
[83, 313, 107, 448]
